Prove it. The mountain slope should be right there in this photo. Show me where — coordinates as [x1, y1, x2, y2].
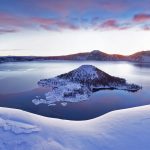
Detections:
[57, 65, 126, 86]
[47, 50, 126, 61]
[0, 50, 150, 63]
[128, 51, 150, 62]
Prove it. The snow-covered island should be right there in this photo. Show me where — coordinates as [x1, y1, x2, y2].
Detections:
[0, 105, 150, 150]
[32, 65, 141, 106]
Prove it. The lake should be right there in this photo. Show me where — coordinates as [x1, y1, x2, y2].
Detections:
[0, 61, 150, 120]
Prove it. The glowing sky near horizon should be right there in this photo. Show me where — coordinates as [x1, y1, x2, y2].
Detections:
[0, 0, 150, 56]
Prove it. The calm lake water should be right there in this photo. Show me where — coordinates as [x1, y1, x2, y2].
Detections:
[0, 61, 150, 120]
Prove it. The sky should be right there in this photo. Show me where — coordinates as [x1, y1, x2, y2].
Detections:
[0, 0, 150, 56]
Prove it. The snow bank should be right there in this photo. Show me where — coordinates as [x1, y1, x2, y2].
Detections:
[0, 105, 150, 150]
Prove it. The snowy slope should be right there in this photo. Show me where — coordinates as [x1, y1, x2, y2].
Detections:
[0, 105, 150, 150]
[39, 65, 141, 90]
[1, 50, 150, 63]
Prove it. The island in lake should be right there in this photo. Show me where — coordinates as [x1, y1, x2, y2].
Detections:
[32, 65, 141, 106]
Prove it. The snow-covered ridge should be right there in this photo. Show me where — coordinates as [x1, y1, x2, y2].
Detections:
[0, 105, 150, 150]
[32, 65, 141, 106]
[1, 50, 150, 63]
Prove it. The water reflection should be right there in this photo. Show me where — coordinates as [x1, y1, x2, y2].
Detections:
[133, 63, 150, 68]
[0, 61, 150, 120]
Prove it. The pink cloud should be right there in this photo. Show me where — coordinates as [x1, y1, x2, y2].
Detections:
[31, 17, 56, 25]
[0, 12, 79, 32]
[100, 19, 118, 29]
[55, 21, 79, 30]
[0, 12, 24, 26]
[0, 12, 57, 28]
[95, 19, 130, 30]
[32, 0, 127, 15]
[96, 1, 127, 12]
[133, 13, 150, 22]
[30, 17, 79, 31]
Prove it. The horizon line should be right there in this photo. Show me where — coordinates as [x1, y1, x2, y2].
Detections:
[0, 49, 149, 57]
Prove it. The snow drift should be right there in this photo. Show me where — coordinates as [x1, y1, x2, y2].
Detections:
[0, 105, 150, 150]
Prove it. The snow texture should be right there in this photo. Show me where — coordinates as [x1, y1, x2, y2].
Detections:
[0, 105, 150, 150]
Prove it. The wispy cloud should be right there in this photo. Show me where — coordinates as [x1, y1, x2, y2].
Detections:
[0, 0, 150, 33]
[133, 13, 150, 22]
[0, 12, 24, 26]
[95, 19, 131, 30]
[0, 28, 18, 34]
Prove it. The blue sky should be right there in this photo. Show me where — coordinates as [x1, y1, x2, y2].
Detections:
[0, 0, 150, 56]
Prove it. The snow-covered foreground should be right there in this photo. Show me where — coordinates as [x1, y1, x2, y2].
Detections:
[0, 105, 150, 150]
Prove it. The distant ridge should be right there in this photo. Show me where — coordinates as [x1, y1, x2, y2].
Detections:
[0, 50, 150, 63]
